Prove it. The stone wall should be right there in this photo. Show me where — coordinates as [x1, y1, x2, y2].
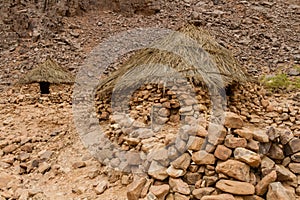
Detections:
[126, 112, 300, 200]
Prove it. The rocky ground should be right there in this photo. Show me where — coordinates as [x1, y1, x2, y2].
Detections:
[0, 0, 299, 199]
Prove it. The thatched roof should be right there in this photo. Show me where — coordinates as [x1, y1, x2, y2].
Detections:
[96, 24, 249, 96]
[18, 59, 75, 84]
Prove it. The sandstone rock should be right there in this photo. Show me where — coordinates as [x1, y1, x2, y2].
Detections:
[224, 112, 243, 128]
[151, 149, 169, 166]
[234, 128, 253, 140]
[168, 146, 180, 161]
[166, 193, 174, 200]
[289, 163, 300, 174]
[192, 187, 215, 199]
[216, 180, 255, 195]
[148, 161, 168, 180]
[192, 151, 216, 165]
[279, 130, 294, 145]
[184, 172, 202, 185]
[214, 145, 232, 161]
[94, 180, 108, 195]
[266, 127, 279, 141]
[126, 152, 142, 165]
[266, 182, 295, 200]
[124, 137, 140, 146]
[38, 162, 51, 174]
[3, 144, 18, 154]
[252, 130, 269, 143]
[284, 138, 300, 155]
[167, 165, 185, 178]
[72, 161, 86, 169]
[259, 142, 272, 155]
[175, 138, 187, 153]
[171, 153, 191, 170]
[282, 157, 291, 167]
[276, 165, 297, 182]
[173, 193, 190, 200]
[158, 108, 170, 117]
[149, 184, 170, 200]
[187, 136, 204, 151]
[292, 152, 300, 162]
[127, 177, 147, 200]
[267, 144, 284, 160]
[201, 194, 235, 200]
[247, 139, 260, 152]
[169, 178, 190, 195]
[243, 195, 265, 200]
[207, 123, 226, 145]
[0, 172, 15, 189]
[261, 156, 275, 176]
[38, 150, 53, 161]
[202, 175, 218, 187]
[255, 170, 277, 195]
[224, 135, 247, 150]
[216, 159, 250, 182]
[141, 179, 153, 198]
[234, 147, 261, 167]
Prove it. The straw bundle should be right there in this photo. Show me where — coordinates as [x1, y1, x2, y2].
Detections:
[18, 59, 74, 85]
[96, 24, 249, 96]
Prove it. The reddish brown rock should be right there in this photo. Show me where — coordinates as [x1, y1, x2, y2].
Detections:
[173, 193, 189, 200]
[224, 112, 243, 129]
[251, 130, 269, 143]
[148, 161, 168, 181]
[127, 177, 147, 200]
[171, 153, 191, 171]
[261, 156, 276, 176]
[192, 151, 216, 165]
[224, 135, 247, 149]
[216, 159, 250, 182]
[187, 136, 204, 151]
[207, 123, 226, 145]
[255, 170, 277, 195]
[167, 165, 185, 178]
[234, 128, 253, 140]
[289, 163, 300, 174]
[216, 180, 255, 195]
[233, 147, 261, 167]
[169, 178, 190, 195]
[266, 182, 295, 200]
[247, 139, 260, 152]
[267, 144, 285, 160]
[192, 187, 215, 200]
[201, 194, 235, 200]
[149, 184, 170, 200]
[214, 145, 232, 161]
[275, 165, 297, 182]
[284, 138, 300, 156]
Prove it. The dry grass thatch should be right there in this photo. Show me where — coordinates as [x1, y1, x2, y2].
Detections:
[97, 24, 249, 95]
[18, 59, 75, 85]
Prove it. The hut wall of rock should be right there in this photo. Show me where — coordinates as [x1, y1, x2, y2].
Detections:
[13, 84, 73, 104]
[124, 112, 300, 199]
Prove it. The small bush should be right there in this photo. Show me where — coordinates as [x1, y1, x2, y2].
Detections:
[261, 74, 290, 90]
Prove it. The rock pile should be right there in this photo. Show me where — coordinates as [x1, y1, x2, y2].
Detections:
[126, 112, 300, 200]
[228, 84, 300, 135]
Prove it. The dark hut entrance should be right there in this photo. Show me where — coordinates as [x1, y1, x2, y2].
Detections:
[40, 82, 50, 94]
[17, 59, 74, 95]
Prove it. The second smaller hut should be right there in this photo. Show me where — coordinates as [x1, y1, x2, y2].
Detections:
[18, 59, 74, 94]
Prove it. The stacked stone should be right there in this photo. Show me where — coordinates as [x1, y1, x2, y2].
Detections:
[228, 84, 300, 135]
[9, 84, 73, 105]
[126, 112, 300, 200]
[96, 83, 211, 125]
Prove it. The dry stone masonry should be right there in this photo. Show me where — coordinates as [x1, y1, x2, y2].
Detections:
[125, 111, 300, 200]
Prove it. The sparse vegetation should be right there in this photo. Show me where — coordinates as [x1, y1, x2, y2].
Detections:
[261, 72, 300, 92]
